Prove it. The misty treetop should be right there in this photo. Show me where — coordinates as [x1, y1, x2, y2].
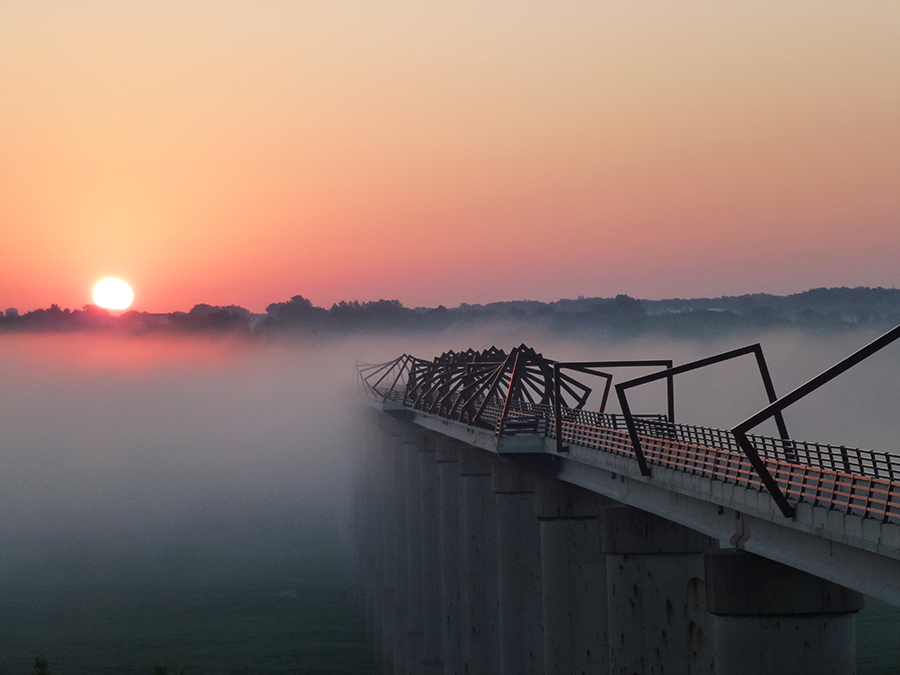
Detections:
[3, 287, 900, 338]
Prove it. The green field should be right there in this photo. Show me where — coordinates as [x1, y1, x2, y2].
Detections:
[0, 521, 896, 675]
[0, 581, 377, 675]
[0, 527, 379, 675]
[857, 597, 900, 674]
[2, 581, 897, 674]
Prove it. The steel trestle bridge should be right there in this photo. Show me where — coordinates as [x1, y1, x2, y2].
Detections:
[351, 326, 900, 675]
[359, 331, 900, 526]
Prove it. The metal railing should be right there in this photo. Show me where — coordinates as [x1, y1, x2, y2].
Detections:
[358, 331, 900, 525]
[365, 382, 900, 524]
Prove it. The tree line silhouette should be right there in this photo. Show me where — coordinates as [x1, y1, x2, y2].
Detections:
[2, 287, 900, 338]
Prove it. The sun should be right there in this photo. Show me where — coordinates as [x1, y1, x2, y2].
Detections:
[93, 278, 134, 310]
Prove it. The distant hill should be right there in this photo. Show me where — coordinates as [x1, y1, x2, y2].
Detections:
[641, 287, 900, 323]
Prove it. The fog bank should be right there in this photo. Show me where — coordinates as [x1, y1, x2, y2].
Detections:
[0, 323, 896, 586]
[0, 334, 362, 584]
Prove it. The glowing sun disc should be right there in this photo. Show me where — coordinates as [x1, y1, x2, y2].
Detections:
[93, 278, 134, 310]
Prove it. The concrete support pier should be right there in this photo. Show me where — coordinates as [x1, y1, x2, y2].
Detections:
[404, 430, 425, 673]
[493, 460, 544, 675]
[601, 505, 716, 675]
[459, 447, 500, 675]
[392, 428, 412, 675]
[380, 420, 402, 674]
[535, 479, 609, 675]
[362, 413, 391, 658]
[418, 434, 443, 674]
[436, 438, 463, 675]
[706, 550, 863, 675]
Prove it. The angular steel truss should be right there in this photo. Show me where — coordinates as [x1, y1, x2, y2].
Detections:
[358, 327, 900, 520]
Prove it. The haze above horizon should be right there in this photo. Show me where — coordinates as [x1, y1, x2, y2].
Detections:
[2, 2, 898, 313]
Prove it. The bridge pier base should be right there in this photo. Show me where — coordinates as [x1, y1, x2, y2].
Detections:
[493, 460, 544, 675]
[535, 479, 609, 675]
[601, 505, 716, 675]
[706, 550, 863, 675]
[459, 447, 500, 675]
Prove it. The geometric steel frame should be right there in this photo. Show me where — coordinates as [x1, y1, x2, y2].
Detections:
[404, 347, 507, 418]
[469, 345, 590, 429]
[398, 344, 595, 431]
[453, 349, 519, 425]
[615, 344, 789, 486]
[476, 346, 534, 426]
[552, 360, 674, 454]
[357, 354, 417, 400]
[732, 323, 900, 518]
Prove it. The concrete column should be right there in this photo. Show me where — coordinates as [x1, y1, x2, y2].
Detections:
[418, 433, 443, 674]
[493, 460, 544, 675]
[365, 448, 384, 658]
[706, 550, 863, 675]
[601, 505, 716, 675]
[535, 479, 609, 675]
[346, 470, 363, 605]
[391, 427, 411, 675]
[360, 414, 389, 656]
[459, 446, 500, 675]
[404, 430, 425, 673]
[436, 438, 463, 675]
[346, 445, 365, 612]
[380, 421, 402, 673]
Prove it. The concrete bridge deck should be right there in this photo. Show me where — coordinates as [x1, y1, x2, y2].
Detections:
[398, 401, 900, 607]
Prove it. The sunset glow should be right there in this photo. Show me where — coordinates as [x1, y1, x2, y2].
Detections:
[1, 3, 898, 312]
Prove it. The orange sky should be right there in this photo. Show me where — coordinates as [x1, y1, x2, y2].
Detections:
[1, 2, 898, 313]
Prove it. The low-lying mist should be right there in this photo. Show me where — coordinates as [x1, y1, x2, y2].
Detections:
[0, 322, 896, 589]
[0, 333, 365, 586]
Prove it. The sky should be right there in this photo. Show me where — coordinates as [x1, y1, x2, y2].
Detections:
[1, 2, 898, 313]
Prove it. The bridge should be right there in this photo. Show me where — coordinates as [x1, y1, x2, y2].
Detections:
[347, 326, 900, 675]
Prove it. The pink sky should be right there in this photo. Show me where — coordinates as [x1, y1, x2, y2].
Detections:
[1, 2, 898, 313]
